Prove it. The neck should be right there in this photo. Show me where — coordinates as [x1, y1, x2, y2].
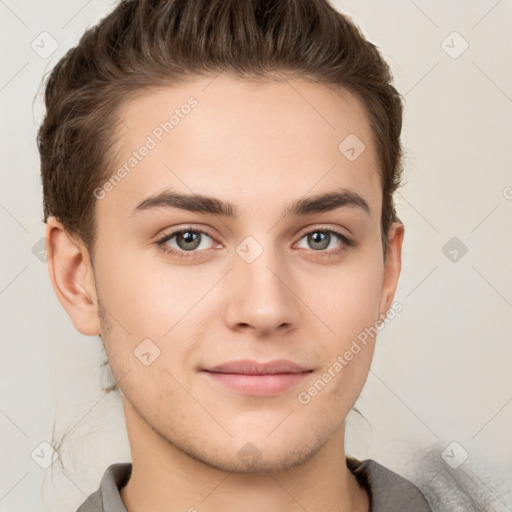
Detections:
[119, 397, 369, 512]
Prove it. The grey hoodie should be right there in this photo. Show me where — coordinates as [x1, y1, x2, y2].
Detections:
[76, 457, 432, 511]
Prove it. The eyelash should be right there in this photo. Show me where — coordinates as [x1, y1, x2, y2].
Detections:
[155, 225, 354, 260]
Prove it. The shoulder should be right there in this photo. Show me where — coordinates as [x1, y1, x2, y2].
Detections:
[75, 463, 131, 512]
[349, 443, 512, 512]
[347, 456, 432, 511]
[75, 448, 512, 512]
[399, 443, 512, 512]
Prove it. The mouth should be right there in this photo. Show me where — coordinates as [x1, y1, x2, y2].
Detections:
[201, 359, 313, 396]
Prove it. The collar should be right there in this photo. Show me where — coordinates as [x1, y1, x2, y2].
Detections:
[77, 458, 431, 512]
[347, 456, 432, 511]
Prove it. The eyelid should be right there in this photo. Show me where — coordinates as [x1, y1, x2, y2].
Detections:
[295, 223, 352, 241]
[155, 225, 216, 242]
[155, 225, 218, 257]
[155, 224, 354, 258]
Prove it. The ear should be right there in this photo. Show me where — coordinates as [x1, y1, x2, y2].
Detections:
[45, 216, 101, 336]
[379, 222, 404, 316]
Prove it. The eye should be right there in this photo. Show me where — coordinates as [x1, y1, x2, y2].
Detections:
[295, 228, 353, 254]
[156, 226, 354, 260]
[156, 227, 216, 259]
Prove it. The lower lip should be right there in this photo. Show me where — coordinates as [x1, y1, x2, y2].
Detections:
[202, 371, 312, 396]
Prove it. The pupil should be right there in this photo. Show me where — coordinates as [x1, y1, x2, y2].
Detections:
[179, 231, 199, 250]
[310, 231, 329, 250]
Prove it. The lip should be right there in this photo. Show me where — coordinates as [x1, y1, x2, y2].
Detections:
[204, 358, 310, 374]
[201, 359, 313, 396]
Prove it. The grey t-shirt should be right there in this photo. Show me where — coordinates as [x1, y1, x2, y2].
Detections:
[76, 457, 432, 511]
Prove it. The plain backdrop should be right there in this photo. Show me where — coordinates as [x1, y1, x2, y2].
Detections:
[1, 1, 511, 510]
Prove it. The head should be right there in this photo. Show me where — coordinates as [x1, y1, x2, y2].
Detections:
[40, 0, 405, 473]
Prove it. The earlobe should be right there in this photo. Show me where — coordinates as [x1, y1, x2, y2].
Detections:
[45, 217, 101, 336]
[379, 222, 405, 316]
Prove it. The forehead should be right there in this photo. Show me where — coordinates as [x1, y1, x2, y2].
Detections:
[98, 74, 381, 220]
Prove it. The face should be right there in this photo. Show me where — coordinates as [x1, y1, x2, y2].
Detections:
[66, 74, 403, 473]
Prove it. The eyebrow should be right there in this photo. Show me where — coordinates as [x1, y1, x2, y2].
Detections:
[130, 187, 370, 218]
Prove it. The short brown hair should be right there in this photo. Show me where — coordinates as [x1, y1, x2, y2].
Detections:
[37, 0, 404, 258]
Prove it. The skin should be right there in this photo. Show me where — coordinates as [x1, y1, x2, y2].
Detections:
[46, 74, 404, 512]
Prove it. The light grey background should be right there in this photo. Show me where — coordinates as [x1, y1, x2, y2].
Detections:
[1, 1, 511, 510]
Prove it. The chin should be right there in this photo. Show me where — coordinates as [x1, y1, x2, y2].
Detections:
[186, 434, 326, 474]
[199, 449, 314, 474]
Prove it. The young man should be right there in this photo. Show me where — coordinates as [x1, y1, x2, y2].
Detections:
[39, 0, 433, 510]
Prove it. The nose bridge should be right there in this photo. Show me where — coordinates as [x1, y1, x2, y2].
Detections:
[225, 235, 299, 333]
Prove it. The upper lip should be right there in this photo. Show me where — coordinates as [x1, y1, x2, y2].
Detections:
[203, 359, 311, 375]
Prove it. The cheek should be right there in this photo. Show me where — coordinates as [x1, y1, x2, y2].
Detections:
[303, 254, 384, 338]
[98, 248, 214, 337]
[96, 238, 384, 353]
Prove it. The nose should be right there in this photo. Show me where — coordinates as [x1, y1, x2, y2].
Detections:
[223, 243, 301, 336]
